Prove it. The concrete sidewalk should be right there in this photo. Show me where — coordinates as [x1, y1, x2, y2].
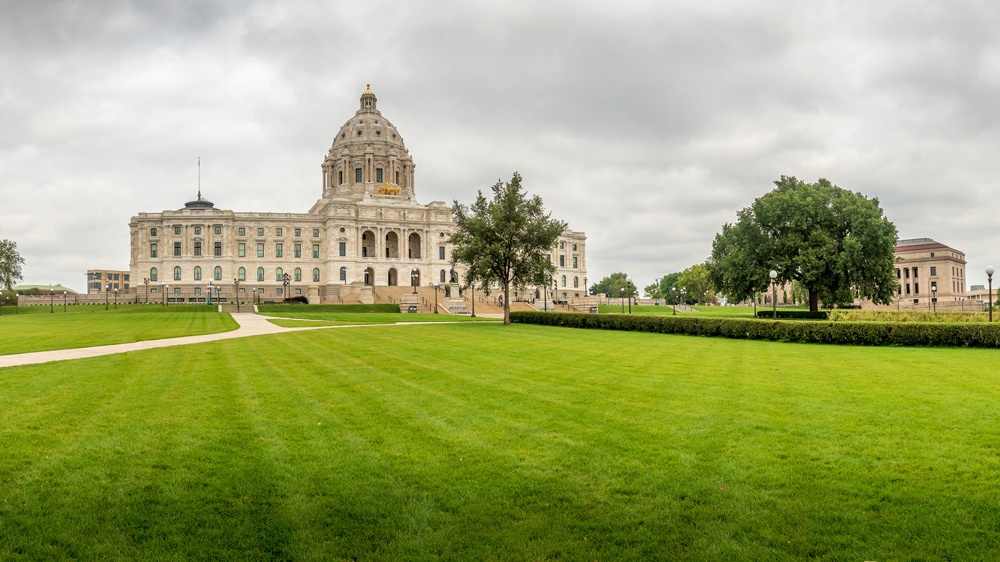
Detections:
[0, 313, 482, 369]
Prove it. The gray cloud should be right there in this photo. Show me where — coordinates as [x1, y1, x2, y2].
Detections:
[2, 0, 999, 292]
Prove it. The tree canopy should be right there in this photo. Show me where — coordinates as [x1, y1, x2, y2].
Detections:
[677, 263, 715, 305]
[592, 272, 636, 299]
[0, 239, 25, 291]
[450, 172, 566, 324]
[707, 176, 898, 311]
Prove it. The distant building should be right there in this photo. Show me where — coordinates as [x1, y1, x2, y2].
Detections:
[86, 269, 130, 294]
[127, 85, 587, 305]
[892, 238, 967, 309]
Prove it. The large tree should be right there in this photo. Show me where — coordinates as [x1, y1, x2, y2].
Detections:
[0, 239, 25, 291]
[677, 263, 715, 305]
[707, 176, 898, 312]
[450, 172, 566, 324]
[592, 272, 630, 297]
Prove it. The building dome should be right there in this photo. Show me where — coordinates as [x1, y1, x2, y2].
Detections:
[320, 85, 416, 199]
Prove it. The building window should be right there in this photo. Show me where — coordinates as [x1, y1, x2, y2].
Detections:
[294, 268, 302, 282]
[257, 243, 264, 258]
[930, 266, 937, 276]
[174, 226, 181, 235]
[339, 242, 346, 257]
[561, 275, 566, 287]
[238, 267, 246, 281]
[440, 270, 446, 283]
[195, 287, 202, 295]
[276, 288, 283, 296]
[238, 243, 245, 257]
[915, 282, 920, 294]
[276, 228, 283, 237]
[276, 267, 284, 282]
[276, 243, 283, 258]
[336, 267, 343, 282]
[574, 276, 579, 288]
[238, 227, 246, 236]
[257, 268, 264, 282]
[559, 241, 564, 250]
[150, 227, 157, 237]
[194, 226, 201, 235]
[214, 266, 222, 281]
[376, 168, 383, 183]
[356, 168, 363, 183]
[339, 171, 343, 184]
[150, 268, 157, 282]
[174, 267, 182, 281]
[559, 255, 565, 267]
[294, 244, 302, 258]
[913, 268, 919, 278]
[213, 242, 221, 256]
[896, 269, 901, 278]
[313, 229, 320, 238]
[313, 244, 320, 258]
[905, 268, 910, 278]
[573, 244, 577, 251]
[194, 267, 202, 281]
[257, 227, 264, 237]
[294, 228, 301, 237]
[150, 244, 158, 258]
[174, 242, 181, 256]
[215, 226, 222, 235]
[295, 288, 302, 295]
[439, 246, 445, 260]
[572, 256, 578, 268]
[194, 241, 202, 256]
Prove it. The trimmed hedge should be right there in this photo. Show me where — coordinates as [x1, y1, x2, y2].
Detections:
[257, 304, 400, 314]
[755, 310, 828, 320]
[510, 311, 1000, 348]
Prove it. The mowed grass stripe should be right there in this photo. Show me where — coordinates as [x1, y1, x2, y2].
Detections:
[0, 311, 239, 355]
[2, 323, 1000, 559]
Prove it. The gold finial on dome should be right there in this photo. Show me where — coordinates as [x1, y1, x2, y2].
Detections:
[365, 83, 372, 95]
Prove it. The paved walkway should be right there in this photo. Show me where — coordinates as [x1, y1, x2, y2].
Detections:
[0, 313, 463, 369]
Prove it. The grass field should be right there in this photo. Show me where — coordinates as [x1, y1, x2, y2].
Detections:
[261, 311, 496, 328]
[598, 304, 758, 317]
[0, 308, 237, 355]
[2, 319, 1000, 560]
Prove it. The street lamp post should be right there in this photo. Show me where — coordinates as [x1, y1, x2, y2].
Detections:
[234, 279, 240, 312]
[411, 268, 419, 294]
[432, 282, 439, 314]
[769, 270, 778, 320]
[114, 289, 118, 310]
[931, 284, 937, 313]
[63, 291, 67, 312]
[161, 282, 166, 306]
[105, 282, 110, 311]
[282, 273, 291, 302]
[672, 287, 677, 315]
[471, 283, 476, 317]
[165, 284, 169, 306]
[620, 286, 625, 313]
[627, 277, 632, 314]
[50, 286, 55, 313]
[143, 277, 149, 303]
[987, 266, 995, 322]
[543, 282, 548, 312]
[216, 285, 221, 305]
[207, 281, 213, 306]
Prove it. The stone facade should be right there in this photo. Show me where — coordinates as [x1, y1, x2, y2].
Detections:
[128, 86, 587, 304]
[864, 237, 968, 310]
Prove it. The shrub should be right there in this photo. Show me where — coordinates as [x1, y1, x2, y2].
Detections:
[755, 310, 828, 320]
[510, 311, 1000, 348]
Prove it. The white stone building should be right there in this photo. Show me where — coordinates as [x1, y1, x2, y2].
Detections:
[128, 85, 587, 305]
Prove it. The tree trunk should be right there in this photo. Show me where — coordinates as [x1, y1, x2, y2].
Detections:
[503, 282, 510, 325]
[808, 288, 819, 312]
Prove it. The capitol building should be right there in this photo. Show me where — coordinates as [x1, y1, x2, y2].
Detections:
[128, 86, 587, 307]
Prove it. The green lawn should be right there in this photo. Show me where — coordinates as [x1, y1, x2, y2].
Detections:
[0, 309, 237, 355]
[262, 311, 498, 328]
[2, 323, 999, 559]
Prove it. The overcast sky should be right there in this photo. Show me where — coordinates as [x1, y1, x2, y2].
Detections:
[2, 0, 999, 293]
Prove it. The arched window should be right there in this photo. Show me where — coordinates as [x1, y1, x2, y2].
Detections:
[150, 267, 158, 282]
[194, 266, 202, 281]
[573, 276, 579, 288]
[257, 267, 264, 282]
[174, 266, 182, 281]
[440, 269, 446, 283]
[275, 267, 283, 281]
[238, 267, 246, 282]
[214, 266, 222, 281]
[561, 275, 566, 287]
[316, 268, 323, 282]
[294, 268, 301, 282]
[338, 267, 345, 281]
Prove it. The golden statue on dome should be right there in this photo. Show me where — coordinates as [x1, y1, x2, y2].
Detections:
[377, 180, 401, 195]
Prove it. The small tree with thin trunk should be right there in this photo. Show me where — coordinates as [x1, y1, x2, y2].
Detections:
[450, 172, 566, 325]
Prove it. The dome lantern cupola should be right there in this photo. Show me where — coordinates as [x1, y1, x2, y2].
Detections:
[360, 83, 377, 112]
